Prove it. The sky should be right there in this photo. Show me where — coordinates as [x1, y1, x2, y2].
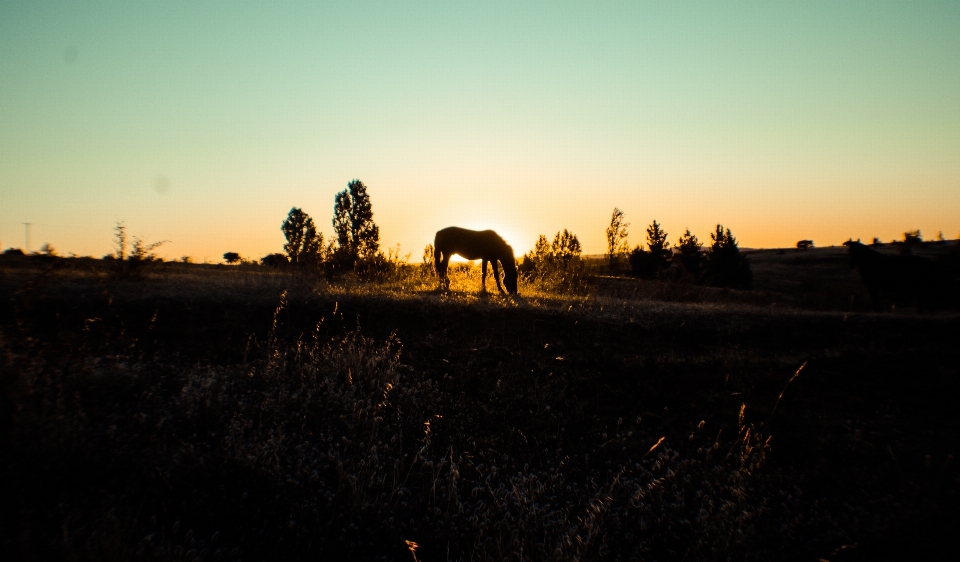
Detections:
[2, 1, 959, 261]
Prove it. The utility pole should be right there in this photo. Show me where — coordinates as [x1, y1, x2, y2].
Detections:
[23, 223, 32, 252]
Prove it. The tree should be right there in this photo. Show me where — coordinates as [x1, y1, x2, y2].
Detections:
[109, 221, 167, 277]
[551, 229, 582, 264]
[900, 229, 922, 254]
[519, 234, 552, 276]
[282, 208, 323, 266]
[223, 252, 241, 264]
[675, 229, 703, 277]
[628, 245, 655, 278]
[704, 224, 752, 288]
[332, 179, 380, 268]
[605, 207, 630, 273]
[261, 253, 290, 267]
[113, 222, 129, 261]
[646, 220, 670, 270]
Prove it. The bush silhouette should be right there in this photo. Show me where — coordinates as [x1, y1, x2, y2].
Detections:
[223, 252, 241, 264]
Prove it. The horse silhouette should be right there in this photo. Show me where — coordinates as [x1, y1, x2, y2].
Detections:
[434, 227, 518, 294]
[843, 239, 937, 311]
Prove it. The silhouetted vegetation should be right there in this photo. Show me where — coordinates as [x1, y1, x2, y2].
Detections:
[281, 207, 324, 267]
[898, 229, 923, 255]
[105, 221, 167, 279]
[331, 179, 380, 271]
[521, 229, 585, 294]
[605, 207, 630, 273]
[704, 224, 752, 289]
[629, 220, 672, 279]
[2, 260, 958, 560]
[796, 239, 814, 250]
[223, 252, 241, 264]
[260, 253, 290, 268]
[674, 228, 704, 279]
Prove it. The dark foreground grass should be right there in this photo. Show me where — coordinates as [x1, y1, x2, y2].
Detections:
[1, 259, 959, 560]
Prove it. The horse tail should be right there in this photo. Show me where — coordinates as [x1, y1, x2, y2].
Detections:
[433, 231, 446, 281]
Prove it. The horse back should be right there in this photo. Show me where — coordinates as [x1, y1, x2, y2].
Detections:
[435, 227, 511, 261]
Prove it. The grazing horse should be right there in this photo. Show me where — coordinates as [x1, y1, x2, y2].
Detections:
[434, 227, 518, 294]
[843, 239, 937, 311]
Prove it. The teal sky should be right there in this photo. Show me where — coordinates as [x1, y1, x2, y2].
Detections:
[2, 1, 959, 260]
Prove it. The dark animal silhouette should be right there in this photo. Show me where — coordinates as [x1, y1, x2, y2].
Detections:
[843, 239, 937, 311]
[434, 227, 518, 294]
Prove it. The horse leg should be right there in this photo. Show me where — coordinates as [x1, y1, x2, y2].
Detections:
[436, 250, 450, 290]
[480, 260, 489, 293]
[492, 260, 506, 294]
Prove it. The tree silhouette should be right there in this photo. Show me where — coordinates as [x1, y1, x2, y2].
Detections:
[223, 252, 241, 264]
[675, 229, 703, 277]
[261, 253, 289, 268]
[552, 229, 582, 264]
[900, 229, 922, 255]
[704, 224, 752, 288]
[332, 179, 380, 268]
[646, 220, 670, 271]
[282, 208, 323, 266]
[520, 234, 552, 276]
[605, 207, 630, 273]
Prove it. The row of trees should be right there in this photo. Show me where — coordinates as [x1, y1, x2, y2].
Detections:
[510, 209, 753, 291]
[264, 179, 387, 277]
[605, 209, 753, 288]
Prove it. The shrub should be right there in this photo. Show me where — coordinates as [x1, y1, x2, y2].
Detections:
[522, 230, 587, 294]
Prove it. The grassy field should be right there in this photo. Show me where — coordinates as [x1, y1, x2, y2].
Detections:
[2, 247, 958, 560]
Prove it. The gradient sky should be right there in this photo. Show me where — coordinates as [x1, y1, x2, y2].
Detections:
[2, 1, 959, 261]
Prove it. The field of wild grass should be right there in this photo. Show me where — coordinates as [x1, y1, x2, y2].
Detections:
[2, 252, 959, 560]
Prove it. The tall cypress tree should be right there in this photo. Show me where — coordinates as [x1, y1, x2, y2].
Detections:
[332, 179, 380, 267]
